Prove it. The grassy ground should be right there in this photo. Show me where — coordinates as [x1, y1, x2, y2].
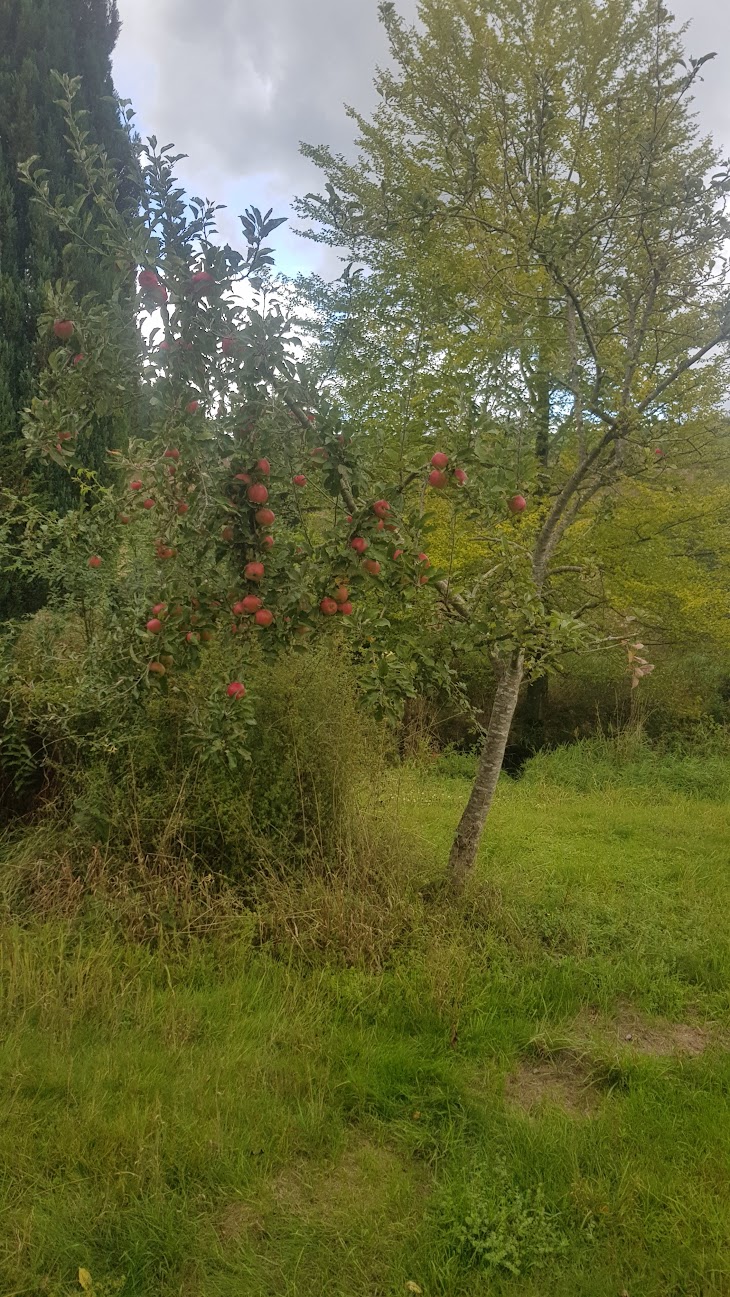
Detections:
[2, 761, 730, 1296]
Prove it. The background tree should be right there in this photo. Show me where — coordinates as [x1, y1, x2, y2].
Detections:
[0, 0, 134, 616]
[295, 0, 730, 890]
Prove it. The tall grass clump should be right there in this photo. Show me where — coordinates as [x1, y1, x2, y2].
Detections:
[0, 643, 425, 963]
[522, 725, 730, 801]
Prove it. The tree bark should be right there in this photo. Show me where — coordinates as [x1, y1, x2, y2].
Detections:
[448, 652, 525, 895]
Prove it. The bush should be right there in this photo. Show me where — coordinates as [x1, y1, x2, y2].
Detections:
[46, 644, 388, 877]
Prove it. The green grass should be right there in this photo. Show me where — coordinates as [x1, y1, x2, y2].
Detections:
[3, 765, 730, 1295]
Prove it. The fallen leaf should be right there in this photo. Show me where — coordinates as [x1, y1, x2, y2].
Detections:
[406, 1284, 423, 1295]
[78, 1270, 93, 1292]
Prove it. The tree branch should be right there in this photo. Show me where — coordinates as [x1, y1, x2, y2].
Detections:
[637, 328, 730, 412]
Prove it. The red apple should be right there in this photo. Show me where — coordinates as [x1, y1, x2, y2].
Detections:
[191, 270, 214, 288]
[255, 608, 274, 627]
[142, 498, 156, 510]
[232, 601, 246, 616]
[245, 561, 265, 582]
[310, 447, 328, 460]
[338, 601, 353, 615]
[158, 341, 171, 352]
[260, 535, 274, 550]
[454, 468, 468, 485]
[350, 537, 368, 554]
[241, 595, 263, 614]
[377, 520, 385, 531]
[185, 400, 200, 414]
[247, 483, 269, 505]
[256, 458, 271, 476]
[363, 558, 381, 575]
[235, 472, 252, 485]
[118, 513, 130, 524]
[226, 681, 246, 699]
[221, 526, 235, 543]
[177, 502, 189, 516]
[72, 353, 85, 365]
[428, 469, 448, 489]
[146, 618, 163, 634]
[87, 555, 102, 568]
[418, 552, 430, 568]
[138, 270, 161, 290]
[53, 319, 74, 341]
[320, 597, 338, 616]
[430, 451, 449, 470]
[393, 549, 403, 559]
[200, 631, 213, 643]
[130, 479, 143, 491]
[185, 631, 200, 644]
[508, 494, 527, 514]
[334, 585, 349, 604]
[148, 661, 166, 675]
[293, 474, 307, 487]
[151, 603, 167, 615]
[372, 499, 390, 518]
[221, 335, 236, 355]
[163, 448, 180, 461]
[255, 508, 275, 527]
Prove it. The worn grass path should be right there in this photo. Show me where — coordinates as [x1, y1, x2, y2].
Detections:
[2, 766, 730, 1295]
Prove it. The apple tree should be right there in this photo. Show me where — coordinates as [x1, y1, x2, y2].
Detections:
[1, 74, 469, 794]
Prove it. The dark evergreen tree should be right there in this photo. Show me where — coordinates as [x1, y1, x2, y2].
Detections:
[0, 0, 135, 615]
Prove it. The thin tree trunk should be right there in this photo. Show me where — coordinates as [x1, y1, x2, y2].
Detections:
[448, 652, 525, 895]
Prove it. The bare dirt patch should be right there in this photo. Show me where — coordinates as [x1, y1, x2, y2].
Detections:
[216, 1198, 266, 1244]
[576, 1005, 711, 1057]
[214, 1137, 423, 1254]
[505, 1051, 602, 1117]
[271, 1137, 416, 1227]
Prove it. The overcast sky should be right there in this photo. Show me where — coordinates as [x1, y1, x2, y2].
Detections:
[112, 0, 730, 280]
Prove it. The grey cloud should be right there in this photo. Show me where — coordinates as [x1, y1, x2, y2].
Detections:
[113, 0, 730, 275]
[115, 0, 419, 191]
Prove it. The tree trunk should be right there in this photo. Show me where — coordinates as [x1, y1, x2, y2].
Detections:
[448, 652, 525, 895]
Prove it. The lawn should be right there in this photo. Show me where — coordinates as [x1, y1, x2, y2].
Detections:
[2, 763, 730, 1296]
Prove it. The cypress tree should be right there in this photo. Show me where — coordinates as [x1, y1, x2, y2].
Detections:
[0, 0, 133, 476]
[0, 0, 135, 615]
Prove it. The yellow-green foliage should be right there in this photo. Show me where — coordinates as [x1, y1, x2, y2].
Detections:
[589, 477, 730, 653]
